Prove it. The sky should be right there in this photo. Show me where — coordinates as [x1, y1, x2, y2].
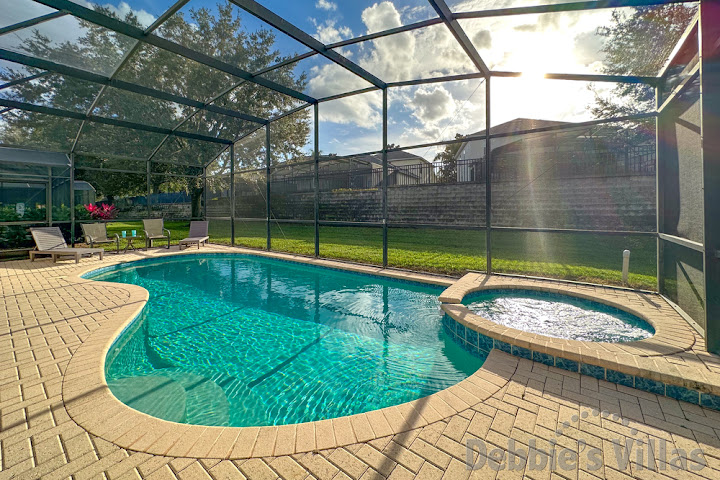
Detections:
[0, 0, 657, 160]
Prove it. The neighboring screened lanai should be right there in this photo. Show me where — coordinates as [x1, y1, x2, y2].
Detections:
[1, 1, 719, 351]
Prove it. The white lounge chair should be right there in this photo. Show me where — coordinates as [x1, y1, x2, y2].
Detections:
[29, 227, 104, 263]
[179, 221, 209, 250]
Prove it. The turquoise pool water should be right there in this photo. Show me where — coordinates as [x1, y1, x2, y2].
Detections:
[464, 289, 655, 343]
[88, 254, 484, 427]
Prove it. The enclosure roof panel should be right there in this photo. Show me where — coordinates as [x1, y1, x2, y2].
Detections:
[0, 145, 68, 165]
[0, 0, 699, 161]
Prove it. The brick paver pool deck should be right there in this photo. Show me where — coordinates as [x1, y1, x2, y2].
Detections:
[3, 245, 720, 480]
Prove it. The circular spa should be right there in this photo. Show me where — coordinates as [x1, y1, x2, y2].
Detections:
[86, 254, 484, 427]
[462, 289, 655, 343]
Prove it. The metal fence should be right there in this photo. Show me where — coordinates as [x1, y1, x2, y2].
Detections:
[268, 144, 656, 194]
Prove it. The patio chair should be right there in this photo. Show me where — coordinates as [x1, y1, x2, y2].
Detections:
[179, 221, 209, 250]
[81, 222, 119, 254]
[143, 219, 170, 249]
[29, 227, 104, 264]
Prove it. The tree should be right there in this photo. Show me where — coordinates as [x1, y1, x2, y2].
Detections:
[591, 4, 697, 118]
[435, 134, 464, 183]
[0, 2, 311, 218]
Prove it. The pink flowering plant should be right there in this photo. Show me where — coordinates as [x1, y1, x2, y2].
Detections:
[85, 203, 118, 220]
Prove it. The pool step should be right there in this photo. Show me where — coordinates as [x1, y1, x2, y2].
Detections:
[107, 375, 187, 423]
[160, 369, 231, 427]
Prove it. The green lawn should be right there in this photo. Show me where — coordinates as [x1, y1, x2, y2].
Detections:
[206, 220, 657, 290]
[84, 220, 655, 289]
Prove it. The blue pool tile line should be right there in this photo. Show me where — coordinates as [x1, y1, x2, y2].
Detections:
[82, 252, 447, 291]
[443, 314, 719, 411]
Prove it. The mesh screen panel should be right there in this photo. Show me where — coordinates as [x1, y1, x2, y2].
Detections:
[269, 222, 314, 256]
[491, 230, 656, 289]
[234, 218, 266, 249]
[660, 79, 703, 243]
[269, 164, 315, 221]
[388, 226, 486, 274]
[317, 156, 382, 222]
[234, 169, 266, 219]
[319, 226, 382, 266]
[660, 239, 705, 330]
[208, 218, 231, 246]
[385, 144, 486, 227]
[489, 121, 656, 231]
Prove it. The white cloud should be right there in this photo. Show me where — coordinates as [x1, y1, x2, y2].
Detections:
[410, 86, 455, 124]
[352, 4, 475, 83]
[316, 0, 338, 11]
[460, 9, 613, 74]
[574, 31, 606, 67]
[1, 0, 158, 52]
[318, 90, 382, 130]
[307, 60, 371, 98]
[77, 1, 156, 28]
[105, 1, 156, 28]
[361, 2, 402, 34]
[314, 20, 353, 44]
[306, 2, 485, 145]
[472, 30, 492, 50]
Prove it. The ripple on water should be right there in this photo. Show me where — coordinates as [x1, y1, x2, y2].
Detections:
[465, 289, 654, 343]
[91, 254, 485, 427]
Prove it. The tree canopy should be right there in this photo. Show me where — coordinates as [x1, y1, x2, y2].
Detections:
[0, 2, 312, 215]
[591, 4, 697, 118]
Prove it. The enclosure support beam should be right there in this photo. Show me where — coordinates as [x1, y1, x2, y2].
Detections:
[655, 86, 663, 293]
[265, 126, 271, 251]
[230, 143, 235, 247]
[428, 0, 490, 76]
[70, 153, 75, 246]
[382, 88, 389, 268]
[0, 50, 270, 126]
[32, 0, 314, 103]
[454, 0, 696, 20]
[485, 76, 492, 273]
[700, 0, 720, 353]
[74, 1, 193, 157]
[145, 0, 191, 35]
[47, 166, 53, 227]
[0, 98, 233, 145]
[0, 11, 68, 36]
[490, 70, 658, 85]
[146, 160, 152, 219]
[202, 166, 207, 221]
[314, 103, 320, 258]
[229, 0, 386, 89]
[0, 73, 51, 91]
[384, 112, 657, 154]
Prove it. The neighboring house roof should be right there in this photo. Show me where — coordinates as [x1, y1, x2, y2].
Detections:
[454, 118, 580, 162]
[467, 118, 569, 138]
[312, 150, 430, 168]
[0, 146, 69, 166]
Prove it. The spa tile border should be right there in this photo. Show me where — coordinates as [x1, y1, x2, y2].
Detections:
[441, 313, 720, 410]
[440, 272, 720, 401]
[62, 246, 514, 458]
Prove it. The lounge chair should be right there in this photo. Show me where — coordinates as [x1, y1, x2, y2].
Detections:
[143, 219, 170, 249]
[29, 227, 104, 263]
[179, 221, 209, 250]
[81, 222, 119, 254]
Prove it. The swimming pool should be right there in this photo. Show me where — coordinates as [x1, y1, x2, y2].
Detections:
[463, 289, 655, 343]
[88, 254, 484, 427]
